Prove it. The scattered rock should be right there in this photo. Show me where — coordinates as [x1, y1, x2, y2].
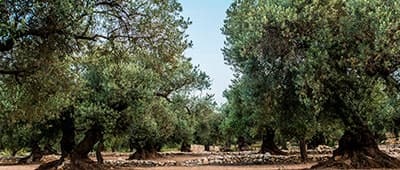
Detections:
[40, 154, 60, 163]
[5, 146, 400, 169]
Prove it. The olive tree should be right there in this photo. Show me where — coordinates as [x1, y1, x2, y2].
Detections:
[0, 0, 201, 169]
[223, 0, 400, 168]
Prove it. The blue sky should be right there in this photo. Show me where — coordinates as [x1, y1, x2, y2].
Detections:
[179, 0, 234, 104]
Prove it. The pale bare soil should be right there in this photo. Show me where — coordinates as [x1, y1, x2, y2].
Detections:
[0, 164, 39, 170]
[1, 147, 399, 170]
[129, 164, 316, 170]
[0, 154, 315, 170]
[0, 164, 315, 170]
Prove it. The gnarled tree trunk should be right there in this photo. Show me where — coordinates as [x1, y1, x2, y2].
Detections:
[38, 124, 104, 170]
[61, 107, 75, 160]
[70, 125, 104, 169]
[72, 126, 102, 159]
[312, 126, 400, 169]
[180, 141, 191, 152]
[37, 107, 76, 170]
[313, 95, 400, 169]
[128, 145, 160, 160]
[259, 127, 287, 155]
[237, 136, 249, 151]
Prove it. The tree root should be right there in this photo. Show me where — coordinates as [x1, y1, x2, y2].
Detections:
[36, 157, 109, 170]
[36, 159, 64, 170]
[259, 146, 288, 155]
[312, 144, 400, 168]
[128, 150, 162, 160]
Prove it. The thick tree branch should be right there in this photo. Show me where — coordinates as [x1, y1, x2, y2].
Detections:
[1, 26, 151, 52]
[155, 92, 172, 102]
[155, 92, 193, 115]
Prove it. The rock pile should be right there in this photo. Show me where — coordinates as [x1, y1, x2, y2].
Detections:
[104, 153, 331, 168]
[159, 151, 258, 157]
[287, 145, 334, 155]
[0, 156, 20, 165]
[182, 154, 330, 166]
[105, 159, 177, 167]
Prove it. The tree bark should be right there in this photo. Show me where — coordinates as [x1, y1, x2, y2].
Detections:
[60, 106, 75, 159]
[38, 108, 106, 170]
[299, 138, 307, 162]
[259, 127, 287, 155]
[128, 146, 160, 160]
[31, 143, 44, 162]
[129, 138, 135, 152]
[38, 125, 104, 170]
[69, 125, 103, 169]
[204, 144, 210, 151]
[312, 126, 400, 169]
[313, 94, 400, 168]
[237, 136, 249, 151]
[72, 125, 102, 160]
[180, 141, 191, 152]
[96, 139, 104, 164]
[36, 107, 75, 170]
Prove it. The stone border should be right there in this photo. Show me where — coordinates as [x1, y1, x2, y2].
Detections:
[104, 154, 331, 167]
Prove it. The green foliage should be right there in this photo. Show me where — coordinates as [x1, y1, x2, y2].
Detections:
[0, 0, 215, 155]
[190, 96, 223, 146]
[222, 0, 316, 144]
[221, 79, 259, 142]
[223, 0, 400, 146]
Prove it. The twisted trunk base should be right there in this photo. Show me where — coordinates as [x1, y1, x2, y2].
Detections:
[37, 123, 103, 170]
[259, 129, 287, 155]
[180, 142, 191, 152]
[128, 147, 161, 160]
[237, 136, 250, 151]
[312, 127, 400, 169]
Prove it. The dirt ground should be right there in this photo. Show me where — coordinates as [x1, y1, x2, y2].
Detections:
[0, 164, 315, 170]
[0, 164, 39, 170]
[129, 164, 316, 170]
[0, 154, 316, 170]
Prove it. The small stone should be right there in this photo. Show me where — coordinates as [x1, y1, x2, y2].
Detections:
[334, 155, 341, 161]
[202, 158, 209, 164]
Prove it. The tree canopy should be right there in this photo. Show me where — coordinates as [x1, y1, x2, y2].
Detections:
[223, 0, 400, 168]
[0, 0, 218, 168]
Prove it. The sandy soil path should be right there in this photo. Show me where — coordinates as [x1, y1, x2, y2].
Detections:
[0, 163, 314, 170]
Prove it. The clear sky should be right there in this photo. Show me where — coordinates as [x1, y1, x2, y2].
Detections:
[179, 0, 234, 105]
